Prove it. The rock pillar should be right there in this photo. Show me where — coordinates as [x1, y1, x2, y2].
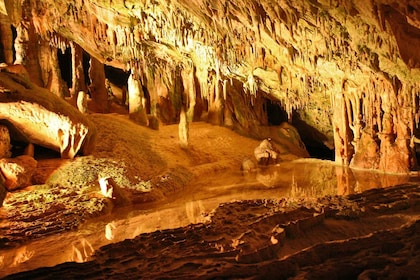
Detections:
[127, 70, 148, 126]
[71, 42, 87, 102]
[88, 56, 109, 113]
[332, 90, 353, 166]
[14, 1, 42, 86]
[179, 107, 189, 148]
[0, 13, 13, 64]
[208, 60, 223, 125]
[180, 64, 196, 122]
[38, 40, 68, 98]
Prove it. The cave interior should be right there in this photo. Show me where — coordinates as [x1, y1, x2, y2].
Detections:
[0, 0, 420, 279]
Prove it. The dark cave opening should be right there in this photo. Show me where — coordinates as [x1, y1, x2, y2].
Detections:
[0, 25, 17, 64]
[83, 51, 91, 85]
[57, 48, 72, 88]
[265, 100, 334, 160]
[104, 65, 129, 87]
[292, 114, 334, 161]
[266, 99, 288, 125]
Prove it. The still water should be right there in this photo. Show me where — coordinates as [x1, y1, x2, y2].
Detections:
[0, 158, 415, 277]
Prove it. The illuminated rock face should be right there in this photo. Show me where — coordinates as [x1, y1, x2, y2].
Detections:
[0, 72, 97, 159]
[1, 0, 420, 172]
[0, 155, 37, 191]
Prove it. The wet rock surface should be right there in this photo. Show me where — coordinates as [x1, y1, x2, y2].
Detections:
[2, 183, 419, 279]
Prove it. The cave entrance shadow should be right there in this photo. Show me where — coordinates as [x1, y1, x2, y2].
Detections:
[264, 100, 334, 161]
[292, 116, 334, 161]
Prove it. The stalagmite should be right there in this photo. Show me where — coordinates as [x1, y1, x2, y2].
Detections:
[127, 70, 149, 126]
[178, 107, 189, 148]
[77, 91, 89, 113]
[223, 79, 233, 127]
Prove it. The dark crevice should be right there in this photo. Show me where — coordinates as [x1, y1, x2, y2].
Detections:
[57, 48, 72, 88]
[292, 113, 334, 161]
[266, 99, 288, 126]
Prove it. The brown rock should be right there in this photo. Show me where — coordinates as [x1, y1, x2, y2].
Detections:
[0, 124, 11, 158]
[0, 172, 7, 207]
[0, 155, 37, 191]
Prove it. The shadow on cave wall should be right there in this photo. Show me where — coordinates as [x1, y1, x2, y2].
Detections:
[265, 99, 334, 161]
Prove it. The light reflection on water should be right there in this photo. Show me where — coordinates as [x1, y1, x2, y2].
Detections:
[0, 159, 416, 277]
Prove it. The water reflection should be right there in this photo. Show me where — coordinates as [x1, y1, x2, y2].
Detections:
[105, 222, 116, 241]
[0, 159, 414, 277]
[253, 159, 411, 198]
[71, 239, 94, 263]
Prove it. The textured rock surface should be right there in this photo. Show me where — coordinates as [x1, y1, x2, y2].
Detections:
[0, 155, 37, 191]
[0, 124, 11, 158]
[3, 183, 419, 279]
[0, 72, 96, 159]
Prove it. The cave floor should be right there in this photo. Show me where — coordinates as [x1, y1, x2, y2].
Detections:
[1, 115, 419, 279]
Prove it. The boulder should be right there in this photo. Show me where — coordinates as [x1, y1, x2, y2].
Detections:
[0, 155, 37, 191]
[0, 71, 96, 159]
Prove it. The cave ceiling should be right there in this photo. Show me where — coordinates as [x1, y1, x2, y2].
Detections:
[1, 0, 420, 172]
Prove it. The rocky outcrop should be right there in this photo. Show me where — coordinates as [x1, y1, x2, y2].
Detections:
[0, 155, 37, 191]
[0, 71, 96, 159]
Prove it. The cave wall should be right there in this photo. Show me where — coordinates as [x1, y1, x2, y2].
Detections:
[1, 0, 420, 172]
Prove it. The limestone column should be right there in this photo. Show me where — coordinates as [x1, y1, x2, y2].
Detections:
[223, 80, 233, 127]
[14, 0, 42, 85]
[207, 61, 223, 125]
[180, 64, 196, 122]
[0, 14, 13, 64]
[332, 90, 353, 166]
[38, 40, 68, 98]
[127, 69, 148, 126]
[88, 56, 109, 113]
[176, 65, 188, 148]
[378, 92, 416, 173]
[70, 42, 87, 102]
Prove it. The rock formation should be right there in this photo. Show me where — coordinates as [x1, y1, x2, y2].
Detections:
[0, 71, 96, 159]
[0, 124, 11, 158]
[0, 155, 37, 191]
[0, 0, 420, 173]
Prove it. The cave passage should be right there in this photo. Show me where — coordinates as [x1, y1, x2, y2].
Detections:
[57, 47, 72, 88]
[265, 99, 334, 160]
